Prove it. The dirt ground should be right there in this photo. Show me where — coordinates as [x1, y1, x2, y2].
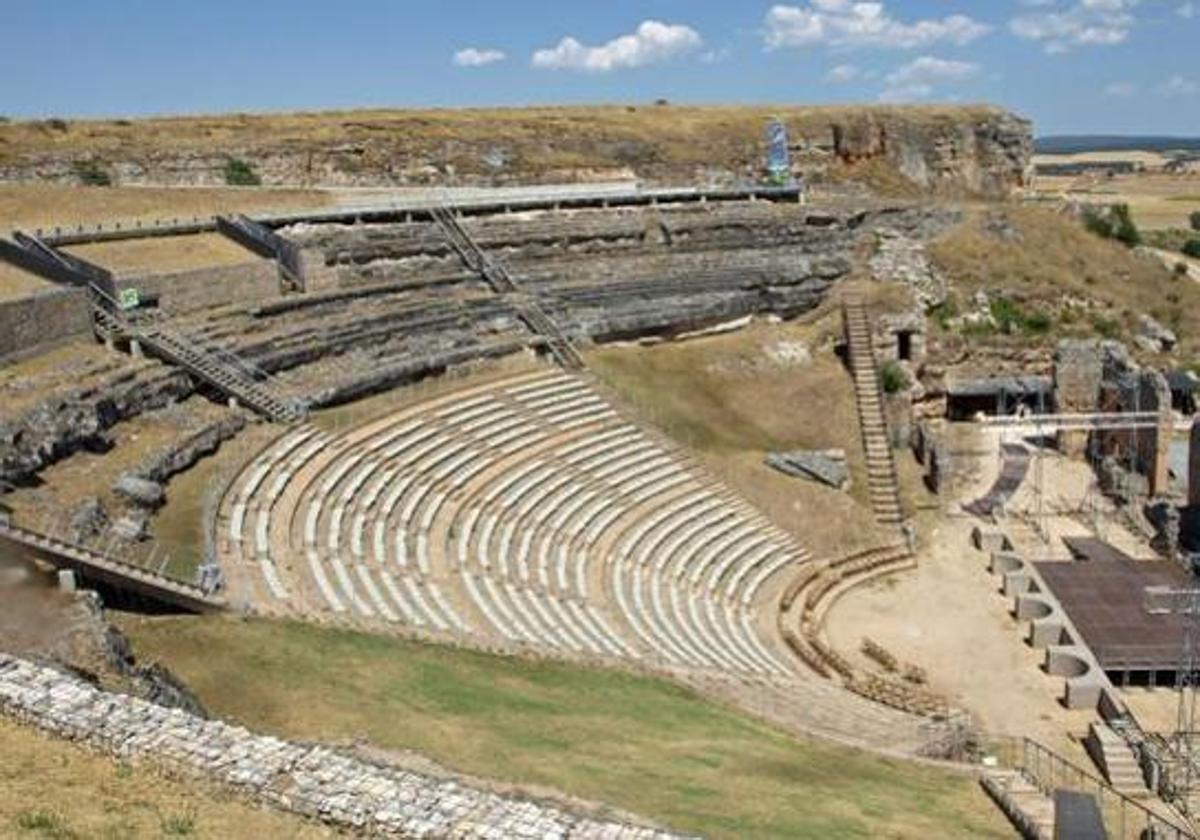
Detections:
[66, 232, 266, 276]
[824, 424, 1169, 765]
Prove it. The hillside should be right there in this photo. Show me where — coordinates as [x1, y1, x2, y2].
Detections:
[0, 104, 1031, 196]
[116, 615, 1009, 840]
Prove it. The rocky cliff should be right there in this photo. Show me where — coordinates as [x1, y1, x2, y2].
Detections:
[0, 105, 1031, 197]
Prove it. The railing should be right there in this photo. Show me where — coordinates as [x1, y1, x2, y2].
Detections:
[995, 736, 1194, 839]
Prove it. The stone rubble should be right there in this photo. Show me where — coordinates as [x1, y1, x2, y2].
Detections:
[0, 654, 693, 840]
[765, 449, 850, 490]
[870, 229, 948, 309]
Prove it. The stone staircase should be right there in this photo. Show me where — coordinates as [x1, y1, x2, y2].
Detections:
[1085, 722, 1152, 797]
[842, 296, 904, 526]
[432, 205, 584, 370]
[980, 768, 1056, 839]
[92, 294, 306, 424]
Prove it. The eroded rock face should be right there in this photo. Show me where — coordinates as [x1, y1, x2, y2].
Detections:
[832, 110, 1033, 195]
[0, 107, 1032, 197]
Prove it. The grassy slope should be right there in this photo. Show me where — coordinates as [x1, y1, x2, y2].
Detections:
[0, 718, 332, 840]
[587, 317, 891, 559]
[117, 615, 1007, 840]
[929, 204, 1200, 362]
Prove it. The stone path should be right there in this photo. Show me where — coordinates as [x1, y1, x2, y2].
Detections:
[0, 653, 692, 839]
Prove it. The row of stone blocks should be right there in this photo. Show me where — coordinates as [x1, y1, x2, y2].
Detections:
[0, 654, 690, 839]
[975, 526, 1112, 712]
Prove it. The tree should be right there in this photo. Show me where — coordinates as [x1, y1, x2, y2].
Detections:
[1183, 239, 1200, 259]
[1190, 210, 1200, 232]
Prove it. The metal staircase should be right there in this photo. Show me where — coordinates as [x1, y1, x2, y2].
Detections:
[91, 288, 306, 424]
[431, 205, 584, 370]
[843, 295, 905, 527]
[0, 518, 223, 613]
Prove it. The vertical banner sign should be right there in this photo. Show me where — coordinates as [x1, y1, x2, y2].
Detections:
[765, 118, 791, 185]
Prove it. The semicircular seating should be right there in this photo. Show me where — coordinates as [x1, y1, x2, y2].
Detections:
[220, 367, 933, 749]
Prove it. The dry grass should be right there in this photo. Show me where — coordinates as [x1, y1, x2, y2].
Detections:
[0, 263, 52, 302]
[1034, 172, 1200, 230]
[0, 104, 1005, 183]
[587, 316, 889, 559]
[0, 717, 331, 839]
[929, 205, 1200, 361]
[66, 233, 264, 277]
[0, 184, 329, 232]
[117, 615, 1009, 840]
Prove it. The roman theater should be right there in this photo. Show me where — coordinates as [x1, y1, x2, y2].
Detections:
[2, 105, 1200, 838]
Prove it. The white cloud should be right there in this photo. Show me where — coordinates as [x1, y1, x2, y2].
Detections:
[1179, 2, 1196, 18]
[1010, 0, 1139, 53]
[532, 20, 702, 72]
[764, 2, 989, 51]
[1160, 75, 1199, 96]
[1104, 81, 1137, 96]
[825, 63, 863, 83]
[879, 55, 979, 102]
[453, 48, 506, 68]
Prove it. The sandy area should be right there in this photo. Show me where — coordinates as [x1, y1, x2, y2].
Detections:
[824, 424, 1170, 765]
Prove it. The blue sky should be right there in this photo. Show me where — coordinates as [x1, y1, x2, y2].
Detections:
[2, 1, 1197, 135]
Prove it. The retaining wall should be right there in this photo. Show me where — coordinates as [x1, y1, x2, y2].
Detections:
[116, 260, 280, 314]
[0, 287, 92, 359]
[0, 654, 689, 839]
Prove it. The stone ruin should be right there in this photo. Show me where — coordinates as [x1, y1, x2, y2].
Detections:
[1053, 339, 1171, 498]
[0, 654, 689, 839]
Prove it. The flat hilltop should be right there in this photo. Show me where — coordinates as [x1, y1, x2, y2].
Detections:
[0, 103, 1030, 195]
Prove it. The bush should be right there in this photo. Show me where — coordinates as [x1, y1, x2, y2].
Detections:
[1190, 211, 1200, 232]
[988, 296, 1054, 336]
[1091, 315, 1121, 339]
[880, 361, 907, 394]
[929, 294, 959, 330]
[1183, 239, 1200, 259]
[72, 159, 111, 187]
[1082, 203, 1141, 248]
[223, 158, 261, 186]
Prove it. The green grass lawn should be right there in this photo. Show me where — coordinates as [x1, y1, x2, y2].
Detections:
[118, 615, 1008, 839]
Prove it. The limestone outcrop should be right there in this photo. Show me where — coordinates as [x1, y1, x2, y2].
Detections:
[0, 105, 1031, 197]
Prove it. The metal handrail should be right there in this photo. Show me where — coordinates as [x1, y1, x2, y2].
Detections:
[1001, 736, 1193, 839]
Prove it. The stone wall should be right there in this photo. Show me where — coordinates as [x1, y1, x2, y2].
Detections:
[0, 287, 93, 360]
[1053, 339, 1171, 496]
[1053, 339, 1106, 457]
[0, 654, 690, 839]
[116, 260, 280, 315]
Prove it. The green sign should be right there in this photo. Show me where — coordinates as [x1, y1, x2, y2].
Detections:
[118, 288, 140, 310]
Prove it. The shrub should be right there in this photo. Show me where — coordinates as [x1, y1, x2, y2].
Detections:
[1190, 210, 1200, 232]
[880, 361, 907, 394]
[1082, 203, 1141, 247]
[1183, 239, 1200, 259]
[1022, 310, 1053, 334]
[160, 811, 196, 836]
[988, 296, 1053, 335]
[15, 809, 73, 838]
[72, 159, 111, 187]
[223, 158, 261, 186]
[929, 294, 959, 330]
[1091, 315, 1121, 339]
